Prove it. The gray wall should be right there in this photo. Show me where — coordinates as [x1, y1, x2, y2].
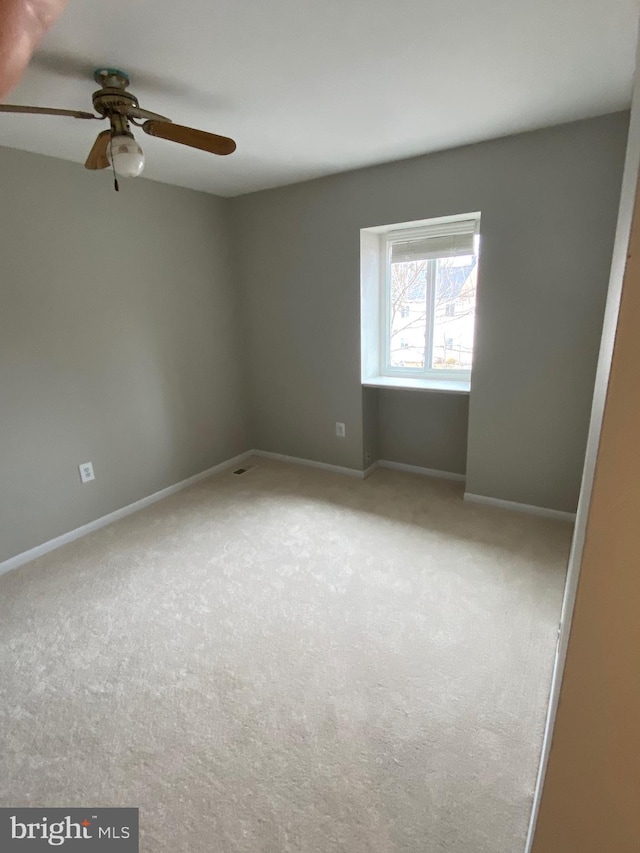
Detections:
[0, 112, 629, 564]
[230, 192, 366, 469]
[361, 386, 379, 468]
[0, 147, 247, 563]
[231, 113, 628, 510]
[464, 123, 626, 511]
[378, 391, 469, 475]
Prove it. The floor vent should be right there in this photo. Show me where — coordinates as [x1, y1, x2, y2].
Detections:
[233, 466, 256, 475]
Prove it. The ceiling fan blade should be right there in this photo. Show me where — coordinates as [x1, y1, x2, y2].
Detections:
[85, 130, 111, 170]
[0, 104, 99, 119]
[142, 120, 236, 156]
[113, 104, 172, 123]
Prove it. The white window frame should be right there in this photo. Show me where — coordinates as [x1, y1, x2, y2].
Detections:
[379, 215, 480, 383]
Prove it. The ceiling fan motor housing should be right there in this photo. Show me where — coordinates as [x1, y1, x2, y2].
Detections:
[92, 90, 138, 117]
[91, 70, 138, 135]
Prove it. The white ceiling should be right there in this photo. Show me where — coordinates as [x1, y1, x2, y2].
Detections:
[0, 0, 637, 197]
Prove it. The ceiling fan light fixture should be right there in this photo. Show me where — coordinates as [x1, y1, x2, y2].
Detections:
[107, 133, 145, 178]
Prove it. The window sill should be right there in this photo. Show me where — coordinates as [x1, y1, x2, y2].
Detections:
[362, 376, 470, 394]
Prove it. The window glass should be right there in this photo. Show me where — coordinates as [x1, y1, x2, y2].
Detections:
[388, 249, 477, 374]
[432, 255, 477, 371]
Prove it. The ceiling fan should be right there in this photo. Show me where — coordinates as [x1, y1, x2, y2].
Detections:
[0, 68, 236, 189]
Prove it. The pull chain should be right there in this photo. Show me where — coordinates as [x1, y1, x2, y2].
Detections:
[110, 144, 119, 192]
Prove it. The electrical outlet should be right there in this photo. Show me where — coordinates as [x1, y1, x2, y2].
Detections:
[336, 422, 346, 438]
[79, 462, 95, 483]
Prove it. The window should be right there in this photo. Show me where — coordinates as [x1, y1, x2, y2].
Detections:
[360, 213, 480, 392]
[385, 216, 479, 381]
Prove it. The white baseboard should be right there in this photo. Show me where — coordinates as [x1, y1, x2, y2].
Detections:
[363, 461, 380, 479]
[463, 492, 576, 522]
[377, 459, 466, 482]
[1, 448, 575, 578]
[0, 450, 254, 578]
[250, 449, 366, 478]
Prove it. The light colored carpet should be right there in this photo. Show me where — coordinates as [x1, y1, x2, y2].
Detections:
[0, 458, 570, 853]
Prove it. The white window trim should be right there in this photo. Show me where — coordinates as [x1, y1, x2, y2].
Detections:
[360, 212, 481, 395]
[379, 214, 480, 383]
[380, 238, 474, 382]
[362, 375, 471, 394]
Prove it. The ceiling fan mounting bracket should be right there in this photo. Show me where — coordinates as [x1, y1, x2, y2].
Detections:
[93, 68, 130, 90]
